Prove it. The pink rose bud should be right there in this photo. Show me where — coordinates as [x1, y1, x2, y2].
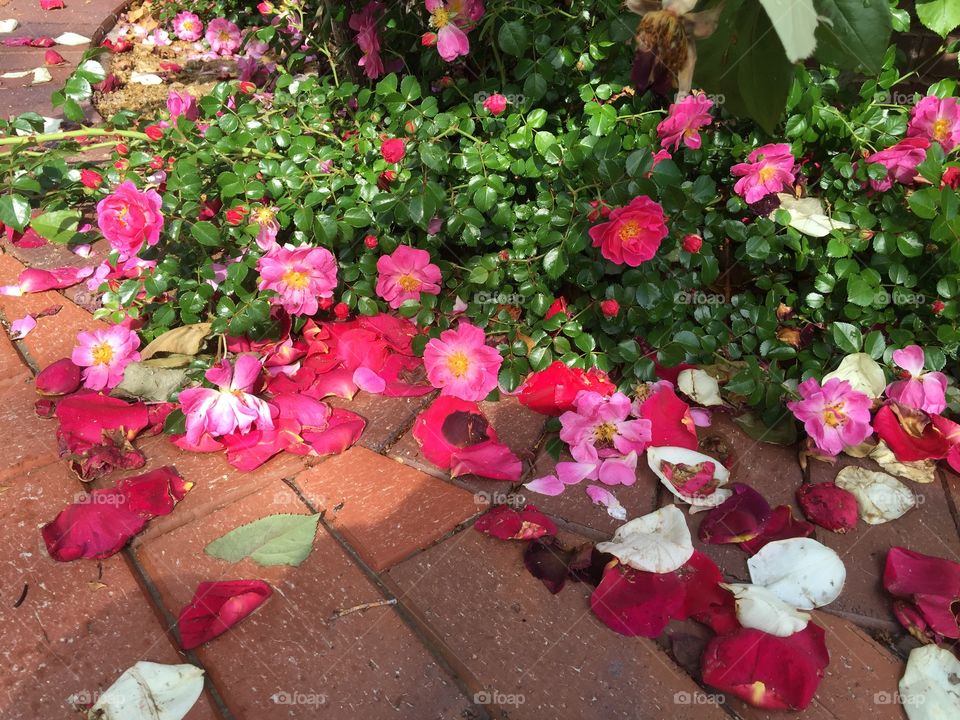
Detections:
[682, 234, 703, 253]
[483, 93, 508, 115]
[600, 299, 620, 317]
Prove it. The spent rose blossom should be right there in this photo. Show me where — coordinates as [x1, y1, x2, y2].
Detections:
[167, 90, 198, 123]
[886, 345, 948, 415]
[250, 204, 280, 250]
[257, 243, 338, 316]
[96, 180, 164, 259]
[787, 378, 873, 456]
[178, 354, 274, 445]
[657, 93, 713, 150]
[731, 143, 796, 204]
[375, 245, 442, 308]
[423, 0, 484, 61]
[908, 95, 960, 152]
[173, 11, 203, 42]
[423, 321, 502, 401]
[381, 138, 406, 163]
[864, 137, 930, 192]
[206, 18, 241, 55]
[483, 93, 507, 115]
[349, 1, 384, 80]
[71, 325, 141, 391]
[588, 195, 668, 266]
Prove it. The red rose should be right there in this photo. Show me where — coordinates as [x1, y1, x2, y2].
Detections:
[381, 138, 406, 164]
[482, 93, 508, 115]
[682, 233, 703, 253]
[600, 299, 620, 317]
[545, 296, 568, 320]
[518, 361, 616, 416]
[588, 195, 668, 266]
[364, 234, 378, 249]
[942, 166, 960, 189]
[80, 169, 103, 189]
[145, 125, 164, 141]
[333, 302, 350, 320]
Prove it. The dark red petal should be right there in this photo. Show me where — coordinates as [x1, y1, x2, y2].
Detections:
[474, 504, 557, 540]
[517, 361, 615, 416]
[524, 536, 595, 594]
[35, 357, 81, 396]
[884, 547, 960, 639]
[675, 550, 726, 620]
[874, 403, 950, 461]
[41, 492, 146, 561]
[119, 466, 191, 517]
[702, 624, 828, 710]
[698, 483, 771, 543]
[177, 580, 272, 650]
[56, 393, 150, 445]
[796, 482, 859, 533]
[892, 600, 938, 644]
[590, 561, 685, 637]
[739, 505, 815, 555]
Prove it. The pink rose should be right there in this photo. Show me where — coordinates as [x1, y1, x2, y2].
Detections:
[588, 195, 668, 266]
[95, 180, 164, 259]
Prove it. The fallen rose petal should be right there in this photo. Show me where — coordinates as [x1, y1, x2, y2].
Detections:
[748, 537, 846, 609]
[677, 368, 724, 406]
[56, 392, 149, 444]
[44, 48, 65, 65]
[40, 0, 65, 9]
[722, 583, 811, 637]
[87, 661, 205, 720]
[524, 536, 595, 594]
[15, 265, 94, 292]
[586, 484, 627, 520]
[352, 366, 386, 394]
[35, 398, 56, 417]
[517, 361, 615, 416]
[10, 227, 46, 248]
[698, 483, 770, 543]
[884, 546, 960, 639]
[412, 396, 498, 469]
[54, 31, 89, 45]
[449, 439, 522, 481]
[474, 504, 557, 540]
[835, 466, 916, 525]
[172, 431, 225, 453]
[9, 314, 36, 339]
[701, 623, 828, 710]
[177, 580, 272, 650]
[796, 482, 859, 533]
[590, 561, 686, 636]
[35, 357, 81, 395]
[897, 644, 960, 719]
[869, 440, 937, 484]
[299, 407, 365, 457]
[222, 428, 287, 471]
[647, 446, 732, 511]
[892, 600, 938, 644]
[595, 505, 693, 573]
[523, 474, 565, 496]
[822, 352, 887, 399]
[636, 384, 699, 449]
[740, 505, 815, 555]
[0, 19, 18, 33]
[874, 403, 950, 461]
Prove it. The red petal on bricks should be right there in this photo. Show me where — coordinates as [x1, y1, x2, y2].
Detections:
[55, 393, 149, 480]
[517, 361, 615, 416]
[590, 551, 723, 637]
[698, 483, 771, 543]
[222, 428, 286, 471]
[172, 431, 225, 452]
[10, 227, 46, 247]
[739, 505, 815, 555]
[449, 439, 522, 481]
[40, 0, 66, 10]
[299, 407, 365, 457]
[30, 36, 56, 47]
[635, 385, 698, 449]
[884, 547, 960, 639]
[874, 403, 950, 461]
[412, 396, 497, 468]
[178, 580, 272, 650]
[796, 482, 859, 533]
[44, 48, 65, 65]
[35, 357, 81, 396]
[474, 504, 556, 540]
[12, 266, 93, 293]
[41, 466, 190, 561]
[702, 624, 829, 710]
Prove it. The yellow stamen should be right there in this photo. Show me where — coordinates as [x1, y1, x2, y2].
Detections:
[91, 342, 114, 365]
[253, 207, 274, 224]
[618, 219, 641, 242]
[397, 273, 421, 291]
[933, 118, 950, 141]
[593, 422, 617, 444]
[446, 351, 470, 378]
[758, 164, 776, 182]
[822, 404, 845, 428]
[282, 269, 309, 289]
[430, 7, 450, 28]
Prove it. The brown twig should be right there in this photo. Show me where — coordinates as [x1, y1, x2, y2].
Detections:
[329, 598, 397, 621]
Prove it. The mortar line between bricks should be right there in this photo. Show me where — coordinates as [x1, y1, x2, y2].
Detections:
[940, 470, 960, 545]
[282, 473, 493, 718]
[120, 547, 236, 720]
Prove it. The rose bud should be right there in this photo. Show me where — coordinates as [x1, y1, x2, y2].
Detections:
[483, 93, 508, 115]
[600, 299, 620, 317]
[79, 169, 103, 189]
[364, 234, 378, 249]
[333, 302, 350, 320]
[932, 300, 946, 314]
[682, 234, 703, 253]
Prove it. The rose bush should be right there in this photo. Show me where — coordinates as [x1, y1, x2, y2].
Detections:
[0, 0, 958, 431]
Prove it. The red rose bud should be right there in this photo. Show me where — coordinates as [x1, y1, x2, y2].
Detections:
[113, 160, 126, 170]
[380, 138, 406, 164]
[318, 296, 333, 311]
[35, 358, 82, 396]
[363, 234, 378, 249]
[79, 169, 102, 189]
[257, 1, 274, 13]
[238, 81, 256, 94]
[145, 125, 163, 141]
[682, 234, 703, 253]
[377, 170, 396, 191]
[333, 302, 350, 320]
[482, 93, 508, 115]
[545, 296, 568, 320]
[932, 300, 946, 314]
[942, 166, 960, 190]
[44, 49, 65, 65]
[421, 32, 437, 47]
[116, 143, 128, 156]
[404, 120, 417, 134]
[225, 206, 248, 225]
[600, 299, 620, 317]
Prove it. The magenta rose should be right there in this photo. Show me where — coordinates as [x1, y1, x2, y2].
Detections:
[588, 195, 668, 266]
[95, 180, 164, 259]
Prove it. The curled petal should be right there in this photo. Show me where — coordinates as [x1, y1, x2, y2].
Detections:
[474, 504, 556, 540]
[178, 580, 272, 650]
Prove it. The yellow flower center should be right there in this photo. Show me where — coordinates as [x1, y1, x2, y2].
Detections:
[183, 20, 194, 30]
[618, 219, 641, 243]
[253, 207, 275, 225]
[282, 269, 310, 289]
[397, 273, 421, 291]
[758, 164, 777, 182]
[430, 8, 450, 28]
[116, 206, 129, 228]
[933, 118, 950, 141]
[219, 31, 232, 42]
[822, 404, 845, 428]
[91, 342, 114, 365]
[593, 422, 617, 444]
[446, 351, 470, 378]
